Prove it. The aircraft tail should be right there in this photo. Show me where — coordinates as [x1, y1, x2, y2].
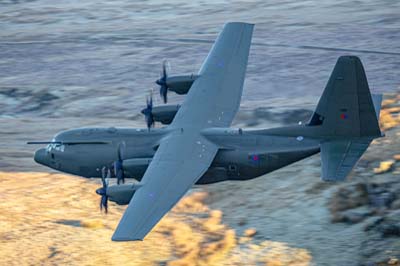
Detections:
[307, 56, 381, 138]
[307, 56, 382, 181]
[250, 56, 383, 181]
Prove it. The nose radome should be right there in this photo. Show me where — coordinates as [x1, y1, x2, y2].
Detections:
[34, 148, 48, 166]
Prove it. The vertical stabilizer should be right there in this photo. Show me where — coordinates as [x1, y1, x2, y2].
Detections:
[307, 56, 383, 181]
[308, 56, 381, 138]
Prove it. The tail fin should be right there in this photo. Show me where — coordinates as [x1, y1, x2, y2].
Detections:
[308, 56, 381, 138]
[253, 56, 383, 181]
[309, 56, 383, 181]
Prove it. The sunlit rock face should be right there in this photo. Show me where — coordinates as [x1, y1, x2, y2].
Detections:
[0, 172, 311, 266]
[380, 94, 400, 131]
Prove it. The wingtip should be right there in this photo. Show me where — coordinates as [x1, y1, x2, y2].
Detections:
[112, 227, 145, 242]
[111, 235, 143, 242]
[337, 55, 362, 64]
[224, 21, 255, 27]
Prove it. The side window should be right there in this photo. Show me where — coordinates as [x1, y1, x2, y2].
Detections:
[228, 165, 237, 172]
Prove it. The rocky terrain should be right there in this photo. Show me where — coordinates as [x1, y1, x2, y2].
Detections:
[2, 1, 400, 264]
[0, 172, 313, 266]
[205, 94, 400, 266]
[0, 93, 399, 266]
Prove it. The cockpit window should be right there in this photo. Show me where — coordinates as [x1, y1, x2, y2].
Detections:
[46, 143, 65, 152]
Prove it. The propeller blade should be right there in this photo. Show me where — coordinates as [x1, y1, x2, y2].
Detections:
[117, 142, 125, 162]
[160, 84, 168, 104]
[100, 196, 104, 211]
[146, 115, 154, 130]
[101, 166, 107, 187]
[162, 59, 168, 79]
[115, 164, 125, 185]
[97, 167, 110, 213]
[106, 168, 111, 186]
[117, 175, 124, 185]
[141, 93, 155, 130]
[114, 144, 125, 185]
[101, 195, 108, 214]
[155, 60, 169, 103]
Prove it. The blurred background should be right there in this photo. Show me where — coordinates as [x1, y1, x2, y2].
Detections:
[0, 0, 399, 265]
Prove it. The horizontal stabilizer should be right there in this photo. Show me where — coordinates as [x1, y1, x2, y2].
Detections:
[321, 139, 371, 181]
[27, 141, 110, 145]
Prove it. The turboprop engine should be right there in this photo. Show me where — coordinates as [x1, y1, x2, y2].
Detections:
[105, 184, 142, 205]
[96, 168, 142, 213]
[141, 102, 180, 129]
[122, 158, 152, 180]
[152, 105, 180, 124]
[155, 60, 199, 103]
[162, 74, 199, 95]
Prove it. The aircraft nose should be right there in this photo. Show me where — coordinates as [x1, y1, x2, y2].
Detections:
[34, 148, 48, 166]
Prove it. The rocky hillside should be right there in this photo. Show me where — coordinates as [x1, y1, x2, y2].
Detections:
[0, 93, 399, 266]
[0, 172, 311, 266]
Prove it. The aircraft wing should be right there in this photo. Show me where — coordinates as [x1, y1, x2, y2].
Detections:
[112, 22, 254, 241]
[112, 131, 218, 241]
[171, 22, 254, 128]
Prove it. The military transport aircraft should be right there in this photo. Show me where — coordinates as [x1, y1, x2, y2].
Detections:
[28, 22, 384, 241]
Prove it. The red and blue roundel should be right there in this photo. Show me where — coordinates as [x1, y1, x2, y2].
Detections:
[252, 154, 259, 161]
[249, 154, 260, 163]
[249, 154, 265, 165]
[340, 113, 348, 120]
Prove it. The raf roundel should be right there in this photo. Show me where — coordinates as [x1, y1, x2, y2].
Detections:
[252, 154, 259, 162]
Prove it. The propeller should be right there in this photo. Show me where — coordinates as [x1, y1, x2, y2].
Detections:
[141, 93, 154, 131]
[156, 60, 169, 103]
[114, 142, 125, 185]
[96, 166, 110, 213]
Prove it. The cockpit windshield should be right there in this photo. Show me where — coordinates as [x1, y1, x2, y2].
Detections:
[46, 139, 65, 152]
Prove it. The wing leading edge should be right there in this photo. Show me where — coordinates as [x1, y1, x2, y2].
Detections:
[171, 22, 254, 128]
[112, 22, 254, 241]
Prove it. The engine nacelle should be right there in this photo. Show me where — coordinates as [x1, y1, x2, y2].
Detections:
[151, 105, 180, 125]
[106, 184, 141, 205]
[122, 158, 152, 180]
[166, 74, 199, 95]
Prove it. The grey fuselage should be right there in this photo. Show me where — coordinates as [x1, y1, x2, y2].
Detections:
[34, 126, 320, 184]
